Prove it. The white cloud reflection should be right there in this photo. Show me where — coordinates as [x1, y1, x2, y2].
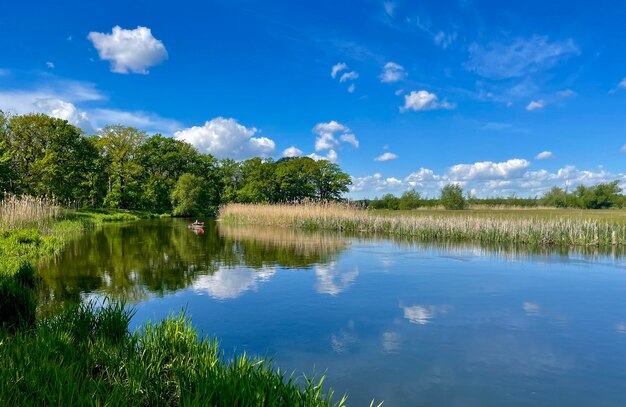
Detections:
[403, 304, 452, 325]
[192, 266, 275, 300]
[315, 262, 359, 295]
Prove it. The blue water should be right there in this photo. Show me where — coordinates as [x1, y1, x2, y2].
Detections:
[40, 220, 626, 406]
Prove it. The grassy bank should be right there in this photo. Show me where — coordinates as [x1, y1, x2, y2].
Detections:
[0, 196, 160, 330]
[0, 301, 345, 406]
[219, 203, 626, 248]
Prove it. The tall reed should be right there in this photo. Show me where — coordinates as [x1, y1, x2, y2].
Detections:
[0, 194, 61, 231]
[219, 203, 626, 248]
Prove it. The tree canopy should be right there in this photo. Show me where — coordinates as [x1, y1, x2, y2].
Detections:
[0, 113, 353, 214]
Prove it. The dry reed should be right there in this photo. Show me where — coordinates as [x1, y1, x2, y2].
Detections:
[0, 194, 61, 231]
[219, 202, 626, 247]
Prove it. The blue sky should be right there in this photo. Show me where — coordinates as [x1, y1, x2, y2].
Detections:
[1, 0, 625, 198]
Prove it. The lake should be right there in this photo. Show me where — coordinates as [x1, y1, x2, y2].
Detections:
[38, 219, 626, 406]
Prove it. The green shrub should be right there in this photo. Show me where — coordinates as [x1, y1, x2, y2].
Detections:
[440, 184, 467, 210]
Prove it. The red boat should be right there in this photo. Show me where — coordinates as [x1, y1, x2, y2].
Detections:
[188, 221, 205, 228]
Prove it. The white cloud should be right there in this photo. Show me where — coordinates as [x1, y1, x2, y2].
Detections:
[340, 133, 359, 148]
[619, 78, 626, 89]
[349, 160, 626, 199]
[330, 62, 347, 79]
[32, 98, 90, 129]
[466, 36, 580, 79]
[88, 26, 168, 74]
[339, 71, 359, 83]
[433, 31, 457, 49]
[448, 159, 530, 181]
[375, 152, 398, 161]
[308, 149, 338, 163]
[46, 62, 55, 69]
[174, 117, 275, 160]
[380, 62, 407, 83]
[313, 121, 359, 154]
[621, 144, 626, 153]
[90, 108, 181, 134]
[400, 90, 456, 112]
[347, 83, 356, 93]
[282, 146, 303, 157]
[526, 100, 545, 111]
[535, 151, 554, 160]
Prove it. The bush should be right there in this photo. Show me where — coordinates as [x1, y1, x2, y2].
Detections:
[398, 190, 421, 210]
[440, 184, 467, 210]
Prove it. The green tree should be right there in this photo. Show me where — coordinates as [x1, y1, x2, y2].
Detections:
[0, 111, 12, 195]
[399, 190, 421, 210]
[171, 173, 207, 216]
[440, 184, 467, 210]
[236, 158, 275, 203]
[137, 135, 200, 212]
[312, 160, 351, 201]
[273, 157, 317, 202]
[98, 125, 145, 209]
[5, 114, 94, 202]
[541, 186, 570, 208]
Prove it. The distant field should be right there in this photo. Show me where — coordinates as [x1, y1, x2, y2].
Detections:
[372, 207, 626, 224]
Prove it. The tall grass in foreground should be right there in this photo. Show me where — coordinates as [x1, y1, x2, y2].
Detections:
[219, 203, 626, 247]
[0, 301, 347, 407]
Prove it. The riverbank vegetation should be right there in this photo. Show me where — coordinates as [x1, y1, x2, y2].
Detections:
[219, 202, 626, 248]
[0, 301, 345, 406]
[365, 181, 626, 210]
[1, 112, 351, 216]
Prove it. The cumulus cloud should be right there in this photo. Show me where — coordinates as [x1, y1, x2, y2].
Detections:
[313, 121, 359, 154]
[400, 90, 456, 112]
[282, 146, 303, 157]
[32, 98, 90, 129]
[448, 159, 530, 181]
[88, 26, 168, 74]
[618, 78, 626, 89]
[330, 62, 347, 79]
[380, 62, 407, 83]
[375, 152, 398, 161]
[465, 36, 580, 79]
[349, 159, 626, 199]
[535, 151, 554, 160]
[308, 149, 338, 163]
[526, 100, 545, 111]
[347, 83, 356, 93]
[174, 117, 275, 160]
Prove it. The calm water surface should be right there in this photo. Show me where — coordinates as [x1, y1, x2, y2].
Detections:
[38, 219, 626, 406]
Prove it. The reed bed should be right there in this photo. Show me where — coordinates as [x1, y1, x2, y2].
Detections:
[0, 194, 62, 231]
[219, 203, 626, 248]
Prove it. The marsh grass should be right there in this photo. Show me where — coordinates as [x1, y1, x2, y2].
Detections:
[0, 194, 62, 232]
[0, 301, 347, 407]
[219, 203, 626, 248]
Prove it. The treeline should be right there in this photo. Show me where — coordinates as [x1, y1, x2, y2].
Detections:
[0, 113, 351, 215]
[541, 182, 625, 209]
[364, 182, 625, 210]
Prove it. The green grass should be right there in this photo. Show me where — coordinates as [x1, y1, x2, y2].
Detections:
[76, 207, 161, 222]
[0, 301, 346, 407]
